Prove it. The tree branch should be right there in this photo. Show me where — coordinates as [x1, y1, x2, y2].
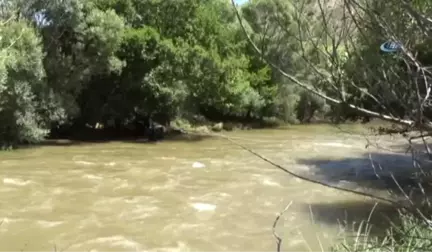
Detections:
[273, 201, 293, 252]
[230, 0, 417, 128]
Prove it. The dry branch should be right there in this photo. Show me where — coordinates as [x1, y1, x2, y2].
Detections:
[273, 200, 293, 252]
[230, 0, 432, 131]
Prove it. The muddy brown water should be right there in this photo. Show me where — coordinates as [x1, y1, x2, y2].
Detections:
[0, 124, 419, 251]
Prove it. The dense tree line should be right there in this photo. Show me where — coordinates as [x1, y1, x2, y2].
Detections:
[0, 0, 431, 148]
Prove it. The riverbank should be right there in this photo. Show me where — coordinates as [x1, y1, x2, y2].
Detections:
[172, 116, 394, 132]
[170, 116, 284, 132]
[24, 117, 394, 149]
[32, 117, 285, 147]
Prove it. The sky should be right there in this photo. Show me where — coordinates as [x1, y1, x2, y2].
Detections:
[234, 0, 249, 5]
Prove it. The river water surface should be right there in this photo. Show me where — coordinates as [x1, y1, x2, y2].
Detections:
[0, 124, 415, 251]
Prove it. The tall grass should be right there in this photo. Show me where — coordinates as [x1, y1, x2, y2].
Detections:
[332, 208, 432, 252]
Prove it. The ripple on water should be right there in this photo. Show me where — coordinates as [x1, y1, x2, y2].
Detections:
[70, 236, 142, 251]
[262, 178, 281, 187]
[208, 159, 234, 167]
[190, 203, 216, 212]
[189, 192, 231, 202]
[74, 160, 96, 166]
[3, 178, 32, 186]
[118, 205, 159, 221]
[1, 217, 24, 225]
[36, 220, 64, 228]
[192, 162, 206, 168]
[314, 142, 354, 148]
[157, 156, 177, 160]
[52, 188, 65, 195]
[153, 241, 190, 252]
[113, 181, 130, 191]
[104, 162, 116, 167]
[250, 174, 281, 187]
[101, 149, 116, 153]
[90, 198, 127, 215]
[148, 177, 180, 191]
[0, 218, 26, 233]
[82, 174, 103, 181]
[22, 198, 53, 213]
[129, 160, 149, 165]
[91, 196, 161, 222]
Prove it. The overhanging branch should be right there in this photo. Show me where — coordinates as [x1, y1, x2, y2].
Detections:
[230, 0, 417, 128]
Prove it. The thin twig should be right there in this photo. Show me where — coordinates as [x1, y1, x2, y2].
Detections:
[273, 200, 293, 252]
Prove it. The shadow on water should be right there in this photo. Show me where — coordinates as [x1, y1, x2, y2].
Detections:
[296, 152, 432, 241]
[21, 133, 213, 149]
[300, 200, 401, 238]
[297, 152, 432, 193]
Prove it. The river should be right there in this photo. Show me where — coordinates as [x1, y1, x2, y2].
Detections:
[0, 124, 416, 251]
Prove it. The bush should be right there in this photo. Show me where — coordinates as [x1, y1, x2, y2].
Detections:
[333, 210, 432, 252]
[0, 20, 53, 148]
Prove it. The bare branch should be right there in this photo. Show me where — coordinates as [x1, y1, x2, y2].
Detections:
[230, 0, 418, 128]
[273, 200, 293, 252]
[400, 0, 432, 36]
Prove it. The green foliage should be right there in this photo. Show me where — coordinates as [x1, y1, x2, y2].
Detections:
[333, 211, 432, 252]
[37, 0, 125, 117]
[0, 20, 56, 147]
[69, 0, 275, 130]
[332, 0, 432, 121]
[3, 0, 430, 146]
[296, 91, 326, 123]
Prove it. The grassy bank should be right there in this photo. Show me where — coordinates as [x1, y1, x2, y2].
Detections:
[332, 209, 432, 252]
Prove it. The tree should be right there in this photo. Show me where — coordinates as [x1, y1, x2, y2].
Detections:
[0, 17, 64, 148]
[232, 0, 432, 130]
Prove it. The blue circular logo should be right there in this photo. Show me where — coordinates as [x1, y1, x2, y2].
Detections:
[380, 41, 402, 53]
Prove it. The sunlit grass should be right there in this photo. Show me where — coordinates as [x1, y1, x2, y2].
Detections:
[332, 208, 432, 252]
